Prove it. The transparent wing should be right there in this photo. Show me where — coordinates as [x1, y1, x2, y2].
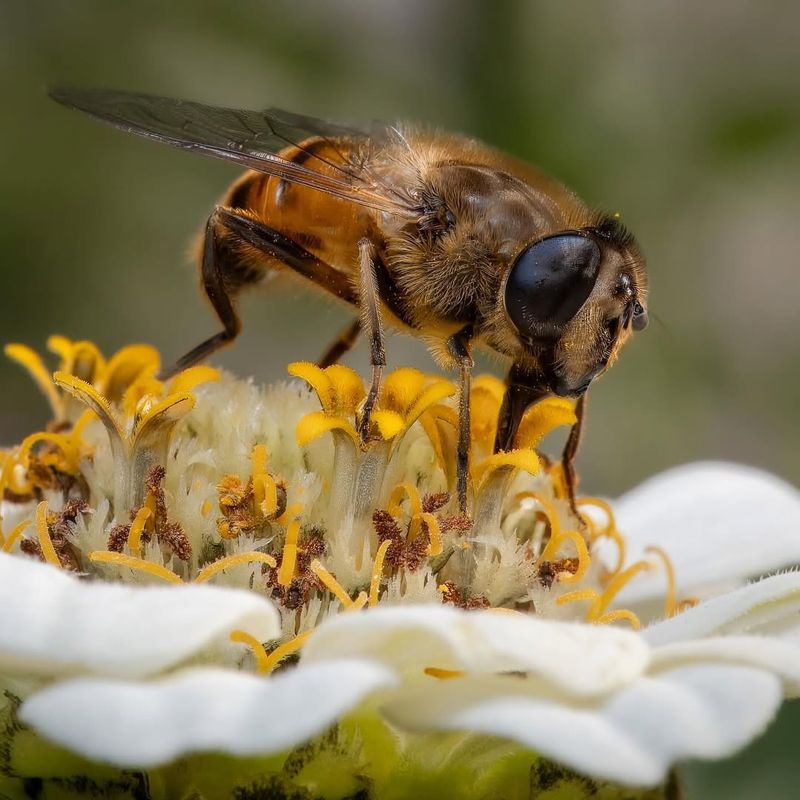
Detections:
[49, 86, 416, 217]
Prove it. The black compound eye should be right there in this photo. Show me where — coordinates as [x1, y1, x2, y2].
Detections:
[632, 300, 648, 332]
[504, 234, 602, 337]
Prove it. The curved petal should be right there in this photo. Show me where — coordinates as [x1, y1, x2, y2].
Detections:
[643, 570, 800, 646]
[0, 552, 280, 678]
[303, 605, 649, 698]
[651, 636, 800, 695]
[19, 660, 396, 767]
[381, 664, 781, 787]
[600, 462, 800, 604]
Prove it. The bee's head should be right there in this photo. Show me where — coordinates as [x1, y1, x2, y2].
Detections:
[502, 219, 648, 397]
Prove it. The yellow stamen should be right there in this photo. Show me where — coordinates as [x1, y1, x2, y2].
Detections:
[556, 588, 600, 608]
[349, 591, 369, 611]
[540, 530, 591, 585]
[519, 492, 561, 548]
[388, 482, 422, 519]
[19, 432, 80, 475]
[251, 443, 268, 485]
[578, 496, 626, 576]
[421, 512, 443, 556]
[5, 344, 63, 418]
[263, 629, 313, 674]
[424, 667, 463, 680]
[277, 520, 300, 587]
[594, 609, 642, 630]
[229, 630, 271, 673]
[35, 501, 61, 568]
[369, 539, 391, 606]
[196, 551, 277, 583]
[88, 551, 183, 583]
[127, 506, 152, 555]
[251, 444, 279, 517]
[596, 560, 652, 615]
[310, 558, 354, 607]
[646, 545, 678, 617]
[2, 519, 32, 552]
[675, 597, 700, 613]
[201, 499, 212, 516]
[276, 503, 302, 528]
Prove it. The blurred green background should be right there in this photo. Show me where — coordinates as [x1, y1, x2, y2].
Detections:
[0, 1, 798, 796]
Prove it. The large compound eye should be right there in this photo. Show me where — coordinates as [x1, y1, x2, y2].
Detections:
[504, 234, 602, 337]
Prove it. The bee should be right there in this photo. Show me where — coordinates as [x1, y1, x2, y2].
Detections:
[49, 87, 648, 512]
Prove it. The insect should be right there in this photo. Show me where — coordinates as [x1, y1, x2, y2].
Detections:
[50, 87, 648, 512]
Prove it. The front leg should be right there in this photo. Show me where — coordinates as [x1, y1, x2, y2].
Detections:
[493, 363, 549, 453]
[447, 325, 474, 514]
[561, 393, 586, 514]
[356, 239, 386, 443]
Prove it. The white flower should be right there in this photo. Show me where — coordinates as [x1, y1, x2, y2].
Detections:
[3, 342, 800, 798]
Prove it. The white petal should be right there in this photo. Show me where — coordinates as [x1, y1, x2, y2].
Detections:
[601, 461, 800, 604]
[0, 552, 280, 678]
[651, 636, 800, 695]
[303, 605, 649, 697]
[19, 661, 395, 767]
[382, 664, 781, 786]
[644, 571, 800, 646]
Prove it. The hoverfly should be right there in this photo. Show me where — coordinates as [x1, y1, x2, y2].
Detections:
[50, 87, 648, 512]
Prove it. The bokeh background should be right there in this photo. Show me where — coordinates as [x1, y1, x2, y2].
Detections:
[1, 1, 798, 796]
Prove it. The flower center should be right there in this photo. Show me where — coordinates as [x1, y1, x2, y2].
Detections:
[1, 336, 694, 673]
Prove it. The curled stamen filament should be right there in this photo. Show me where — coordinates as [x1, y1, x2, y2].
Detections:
[230, 630, 271, 673]
[196, 552, 277, 583]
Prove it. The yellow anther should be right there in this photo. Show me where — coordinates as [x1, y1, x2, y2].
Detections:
[1, 519, 32, 552]
[437, 583, 449, 593]
[370, 540, 391, 606]
[310, 559, 355, 607]
[277, 521, 300, 587]
[646, 545, 678, 617]
[424, 667, 463, 680]
[195, 551, 277, 583]
[201, 499, 212, 517]
[388, 482, 423, 519]
[596, 560, 652, 615]
[421, 512, 443, 556]
[88, 551, 183, 583]
[263, 629, 314, 674]
[593, 609, 642, 630]
[229, 630, 271, 673]
[35, 501, 61, 568]
[127, 506, 152, 555]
